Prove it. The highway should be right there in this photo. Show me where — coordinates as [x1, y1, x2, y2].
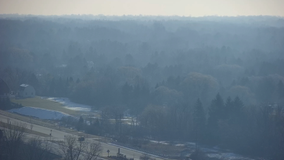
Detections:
[0, 111, 165, 160]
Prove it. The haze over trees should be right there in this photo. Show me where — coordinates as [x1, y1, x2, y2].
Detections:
[1, 15, 284, 159]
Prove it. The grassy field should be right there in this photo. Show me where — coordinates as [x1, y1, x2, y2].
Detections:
[10, 96, 79, 116]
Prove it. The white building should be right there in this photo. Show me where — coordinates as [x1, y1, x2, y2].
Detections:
[18, 84, 35, 98]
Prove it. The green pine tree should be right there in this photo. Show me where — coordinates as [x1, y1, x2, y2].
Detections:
[192, 98, 206, 142]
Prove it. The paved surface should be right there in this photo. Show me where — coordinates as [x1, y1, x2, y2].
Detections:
[0, 111, 165, 160]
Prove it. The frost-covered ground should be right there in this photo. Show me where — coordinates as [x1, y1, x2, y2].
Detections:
[150, 141, 255, 160]
[45, 97, 92, 112]
[207, 152, 254, 160]
[9, 106, 69, 119]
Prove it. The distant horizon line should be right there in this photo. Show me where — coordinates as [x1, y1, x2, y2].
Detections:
[1, 13, 283, 18]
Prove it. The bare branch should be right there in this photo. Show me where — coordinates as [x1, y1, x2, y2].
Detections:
[60, 135, 86, 160]
[85, 142, 102, 160]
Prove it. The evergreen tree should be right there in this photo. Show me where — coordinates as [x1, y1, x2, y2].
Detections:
[155, 83, 159, 89]
[225, 96, 243, 121]
[207, 93, 225, 143]
[76, 116, 84, 131]
[225, 96, 233, 119]
[222, 96, 245, 148]
[233, 96, 243, 113]
[277, 80, 284, 104]
[230, 96, 244, 123]
[208, 93, 225, 126]
[76, 78, 80, 83]
[121, 82, 132, 104]
[192, 98, 206, 142]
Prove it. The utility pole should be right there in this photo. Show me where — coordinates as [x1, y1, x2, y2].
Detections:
[50, 129, 52, 140]
[107, 150, 110, 157]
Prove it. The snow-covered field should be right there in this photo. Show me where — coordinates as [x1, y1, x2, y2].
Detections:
[9, 106, 69, 120]
[45, 97, 92, 112]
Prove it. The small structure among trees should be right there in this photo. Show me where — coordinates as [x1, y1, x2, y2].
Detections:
[18, 84, 35, 98]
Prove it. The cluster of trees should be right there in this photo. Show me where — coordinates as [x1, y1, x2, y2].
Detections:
[137, 94, 284, 159]
[0, 122, 103, 160]
[71, 94, 284, 159]
[0, 123, 56, 160]
[0, 97, 24, 110]
[59, 135, 102, 160]
[0, 97, 12, 109]
[1, 15, 284, 159]
[1, 16, 284, 109]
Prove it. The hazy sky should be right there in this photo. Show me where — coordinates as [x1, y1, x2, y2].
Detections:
[1, 0, 284, 17]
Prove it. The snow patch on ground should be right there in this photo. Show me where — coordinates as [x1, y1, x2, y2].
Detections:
[45, 97, 91, 112]
[9, 106, 69, 120]
[207, 152, 254, 160]
[108, 143, 162, 159]
[150, 140, 169, 145]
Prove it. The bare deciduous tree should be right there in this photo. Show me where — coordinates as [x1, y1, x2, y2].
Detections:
[60, 135, 86, 160]
[85, 142, 102, 160]
[26, 137, 53, 160]
[2, 122, 26, 142]
[1, 122, 26, 160]
[0, 122, 57, 160]
[60, 135, 102, 160]
[140, 154, 155, 160]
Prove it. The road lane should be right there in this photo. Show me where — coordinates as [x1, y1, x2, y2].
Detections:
[0, 113, 165, 160]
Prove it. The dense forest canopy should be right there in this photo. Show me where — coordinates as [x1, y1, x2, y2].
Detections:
[1, 15, 284, 159]
[1, 15, 283, 108]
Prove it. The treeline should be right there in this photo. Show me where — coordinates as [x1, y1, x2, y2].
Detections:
[0, 97, 23, 110]
[1, 16, 284, 159]
[136, 94, 284, 159]
[1, 17, 284, 109]
[71, 93, 284, 160]
[2, 65, 284, 112]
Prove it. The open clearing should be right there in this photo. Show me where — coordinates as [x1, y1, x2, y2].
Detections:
[11, 96, 79, 116]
